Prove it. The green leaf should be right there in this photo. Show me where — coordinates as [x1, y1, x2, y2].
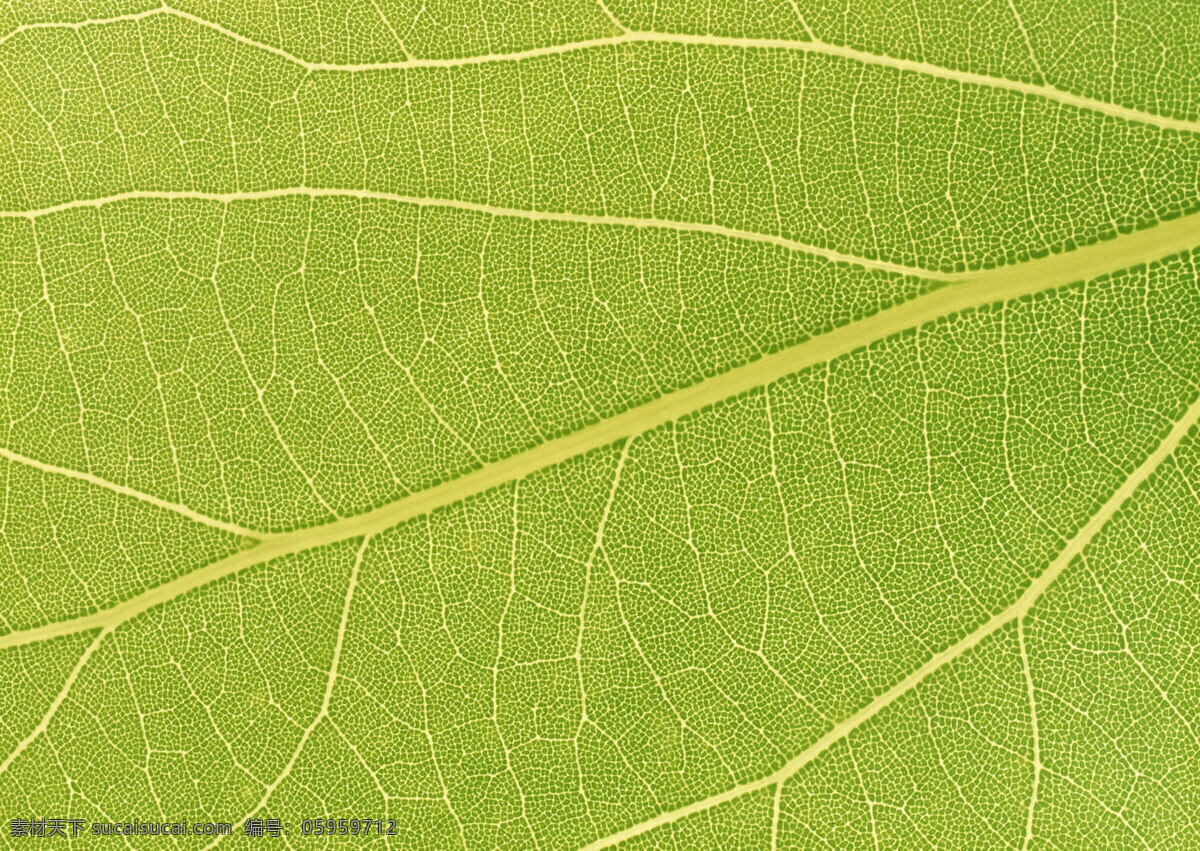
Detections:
[0, 1, 1197, 847]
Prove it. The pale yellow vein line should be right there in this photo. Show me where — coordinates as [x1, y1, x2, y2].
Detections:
[3, 188, 1195, 284]
[1, 5, 1194, 133]
[0, 446, 263, 539]
[1005, 0, 1045, 82]
[770, 781, 784, 851]
[0, 6, 162, 47]
[1019, 616, 1041, 851]
[577, 391, 1200, 851]
[211, 535, 371, 848]
[590, 0, 627, 35]
[0, 626, 109, 776]
[0, 5, 326, 73]
[0, 214, 1192, 655]
[0, 187, 948, 279]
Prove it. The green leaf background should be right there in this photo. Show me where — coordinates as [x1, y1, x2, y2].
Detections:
[0, 0, 1198, 846]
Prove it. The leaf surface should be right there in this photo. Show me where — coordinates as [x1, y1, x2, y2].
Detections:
[0, 0, 1198, 847]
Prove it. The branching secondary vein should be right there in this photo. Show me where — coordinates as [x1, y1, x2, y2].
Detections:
[578, 391, 1200, 850]
[0, 446, 264, 539]
[0, 215, 1193, 654]
[2, 1, 1197, 842]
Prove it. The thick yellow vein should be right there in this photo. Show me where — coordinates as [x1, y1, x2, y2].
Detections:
[0, 214, 1193, 653]
[578, 391, 1200, 851]
[0, 5, 1195, 133]
[0, 446, 264, 539]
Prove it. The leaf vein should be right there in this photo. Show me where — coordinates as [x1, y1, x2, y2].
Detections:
[0, 218, 1191, 655]
[2, 6, 1195, 133]
[577, 392, 1200, 850]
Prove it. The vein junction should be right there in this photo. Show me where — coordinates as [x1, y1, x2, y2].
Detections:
[0, 212, 1194, 652]
[2, 211, 1200, 844]
[579, 389, 1200, 849]
[2, 3, 1199, 844]
[0, 446, 261, 538]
